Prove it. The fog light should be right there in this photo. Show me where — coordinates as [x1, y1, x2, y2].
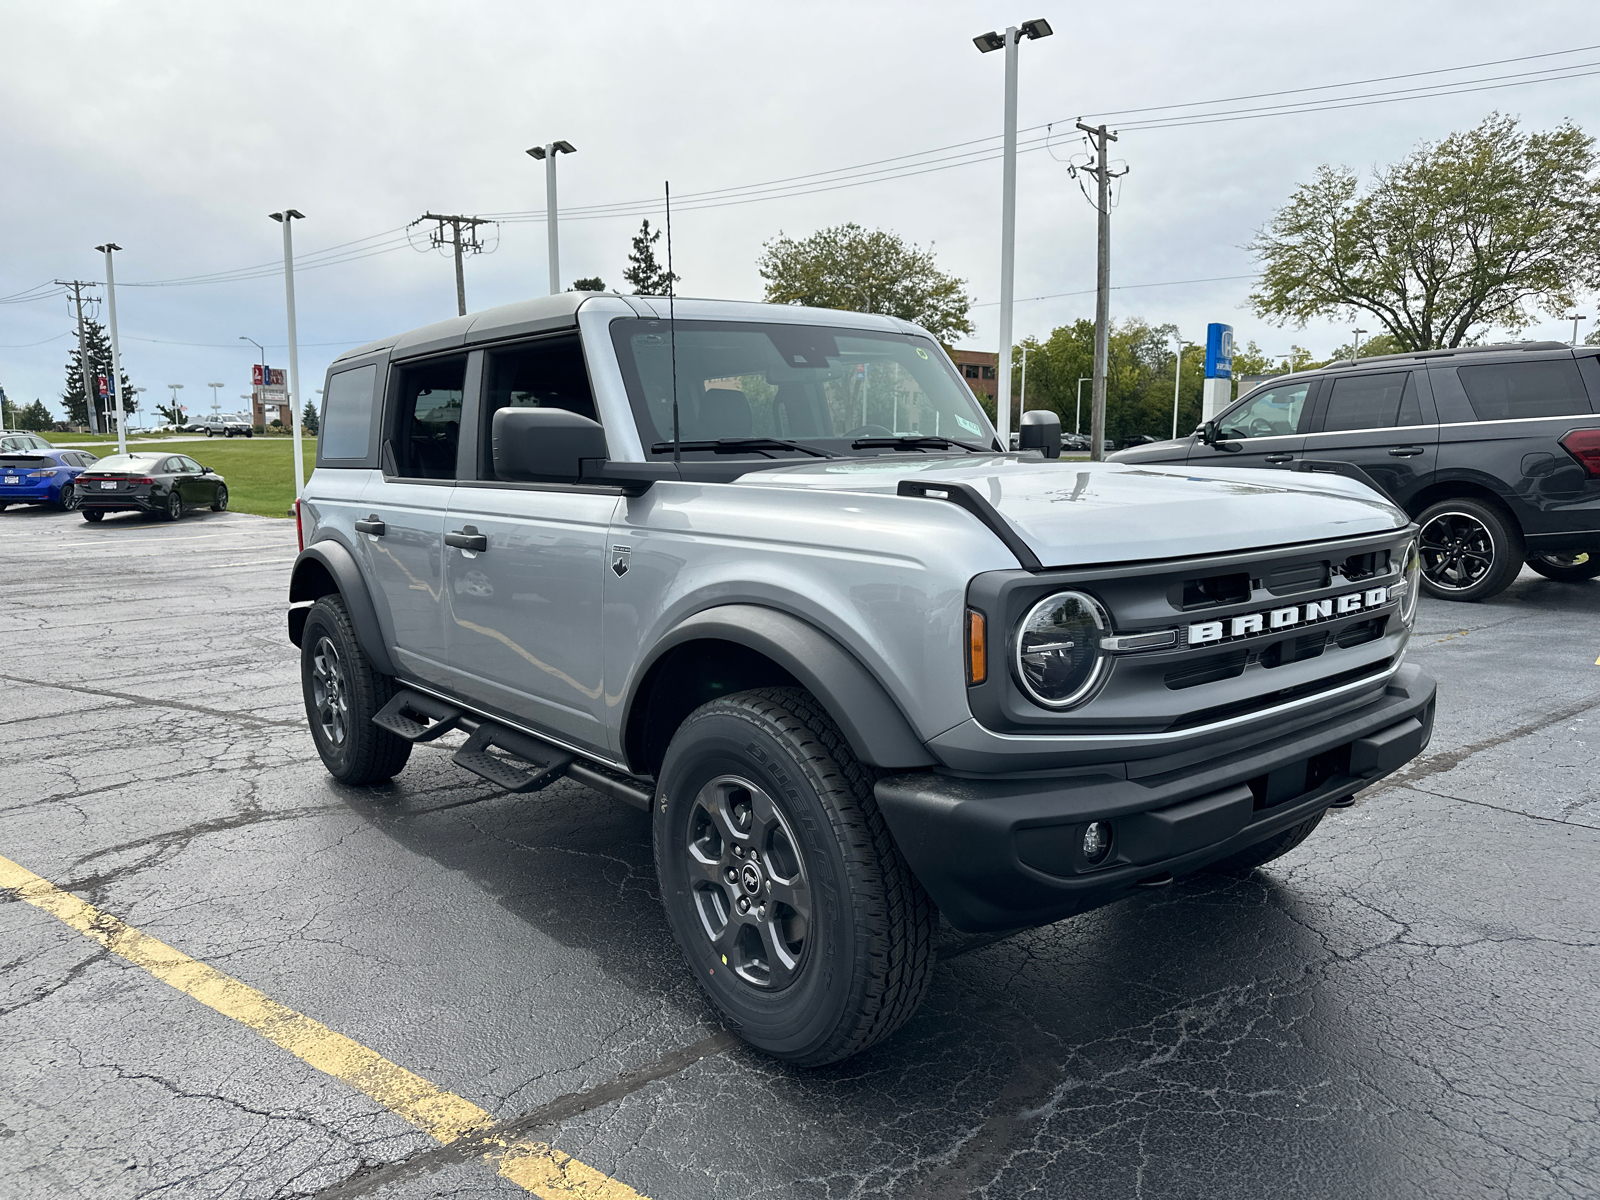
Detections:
[1082, 821, 1112, 864]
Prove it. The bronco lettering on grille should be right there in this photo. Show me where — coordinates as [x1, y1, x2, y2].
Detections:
[1188, 586, 1391, 646]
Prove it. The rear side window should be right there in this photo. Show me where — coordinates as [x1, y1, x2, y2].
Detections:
[1321, 372, 1421, 431]
[1457, 360, 1590, 421]
[391, 357, 465, 480]
[479, 338, 596, 480]
[322, 364, 378, 460]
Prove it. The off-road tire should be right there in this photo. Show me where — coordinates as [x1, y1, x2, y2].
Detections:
[1416, 497, 1524, 602]
[654, 687, 936, 1066]
[1525, 551, 1600, 582]
[82, 508, 104, 522]
[299, 595, 411, 785]
[1206, 809, 1327, 875]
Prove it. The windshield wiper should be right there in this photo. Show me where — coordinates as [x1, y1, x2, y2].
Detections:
[850, 435, 991, 453]
[649, 437, 835, 459]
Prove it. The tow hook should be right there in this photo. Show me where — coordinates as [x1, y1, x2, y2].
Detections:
[1135, 872, 1173, 888]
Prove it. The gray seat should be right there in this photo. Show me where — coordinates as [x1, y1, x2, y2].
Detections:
[694, 387, 752, 439]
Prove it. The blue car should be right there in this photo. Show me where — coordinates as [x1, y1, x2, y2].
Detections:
[0, 439, 99, 511]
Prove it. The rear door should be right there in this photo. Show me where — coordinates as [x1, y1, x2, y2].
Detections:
[441, 334, 619, 754]
[1301, 368, 1437, 505]
[1186, 377, 1315, 472]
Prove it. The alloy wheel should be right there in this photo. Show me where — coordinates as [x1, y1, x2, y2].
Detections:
[685, 774, 812, 990]
[309, 636, 350, 747]
[60, 484, 79, 511]
[1419, 511, 1495, 592]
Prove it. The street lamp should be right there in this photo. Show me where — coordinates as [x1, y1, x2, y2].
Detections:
[527, 141, 576, 296]
[94, 242, 128, 455]
[1567, 313, 1587, 346]
[1351, 328, 1367, 363]
[270, 209, 308, 498]
[166, 382, 183, 428]
[207, 382, 224, 422]
[1170, 337, 1192, 440]
[974, 18, 1052, 452]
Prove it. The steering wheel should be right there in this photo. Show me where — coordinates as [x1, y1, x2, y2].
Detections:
[1247, 417, 1278, 438]
[844, 424, 894, 438]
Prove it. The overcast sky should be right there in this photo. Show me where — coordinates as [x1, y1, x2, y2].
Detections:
[3, 0, 1597, 421]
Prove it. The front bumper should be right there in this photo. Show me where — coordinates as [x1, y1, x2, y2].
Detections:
[875, 662, 1436, 932]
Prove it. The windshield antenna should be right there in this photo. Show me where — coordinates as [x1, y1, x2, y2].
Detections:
[665, 181, 680, 467]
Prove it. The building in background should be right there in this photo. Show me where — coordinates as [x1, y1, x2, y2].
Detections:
[949, 349, 998, 408]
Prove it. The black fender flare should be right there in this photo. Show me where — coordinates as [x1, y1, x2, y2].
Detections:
[629, 604, 934, 769]
[287, 539, 397, 677]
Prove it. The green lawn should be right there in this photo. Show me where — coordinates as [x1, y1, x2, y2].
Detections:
[47, 430, 189, 444]
[156, 438, 319, 518]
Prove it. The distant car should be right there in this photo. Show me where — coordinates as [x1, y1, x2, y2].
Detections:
[0, 446, 97, 511]
[1121, 434, 1160, 449]
[197, 414, 253, 437]
[1, 432, 54, 453]
[75, 451, 229, 522]
[180, 419, 209, 432]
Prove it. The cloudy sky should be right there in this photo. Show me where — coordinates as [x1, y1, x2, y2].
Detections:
[2, 0, 1597, 421]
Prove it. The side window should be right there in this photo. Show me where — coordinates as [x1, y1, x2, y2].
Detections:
[179, 457, 203, 473]
[390, 357, 465, 480]
[1457, 359, 1591, 421]
[322, 363, 378, 460]
[1320, 372, 1420, 432]
[1218, 381, 1311, 439]
[479, 338, 596, 481]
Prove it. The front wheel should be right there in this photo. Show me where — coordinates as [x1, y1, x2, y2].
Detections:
[654, 687, 936, 1066]
[206, 429, 215, 437]
[58, 483, 79, 511]
[299, 595, 411, 784]
[1416, 498, 1524, 602]
[1525, 550, 1600, 582]
[211, 484, 228, 512]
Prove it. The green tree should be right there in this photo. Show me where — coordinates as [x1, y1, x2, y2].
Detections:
[59, 317, 134, 427]
[758, 223, 974, 342]
[18, 400, 52, 431]
[302, 401, 320, 436]
[569, 276, 607, 291]
[622, 220, 679, 295]
[155, 400, 184, 426]
[1250, 114, 1600, 349]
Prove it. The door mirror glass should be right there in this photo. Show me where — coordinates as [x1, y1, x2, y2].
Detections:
[1017, 409, 1062, 458]
[492, 407, 608, 483]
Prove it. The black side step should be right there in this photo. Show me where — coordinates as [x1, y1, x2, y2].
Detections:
[373, 690, 465, 743]
[451, 723, 574, 794]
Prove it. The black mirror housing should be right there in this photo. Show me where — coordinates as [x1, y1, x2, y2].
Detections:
[1201, 419, 1220, 445]
[1018, 409, 1062, 458]
[492, 407, 608, 482]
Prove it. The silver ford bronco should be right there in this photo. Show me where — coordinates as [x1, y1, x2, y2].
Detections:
[288, 293, 1436, 1065]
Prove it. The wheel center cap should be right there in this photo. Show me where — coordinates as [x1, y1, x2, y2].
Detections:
[739, 861, 763, 896]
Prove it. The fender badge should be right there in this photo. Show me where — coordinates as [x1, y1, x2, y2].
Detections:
[611, 545, 631, 577]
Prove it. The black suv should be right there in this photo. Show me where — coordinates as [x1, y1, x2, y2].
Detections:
[1111, 342, 1600, 601]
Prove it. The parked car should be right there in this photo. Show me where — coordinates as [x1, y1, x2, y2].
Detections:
[1, 432, 55, 453]
[1121, 434, 1160, 449]
[0, 446, 97, 511]
[180, 418, 209, 432]
[286, 292, 1434, 1066]
[1110, 342, 1600, 600]
[197, 414, 253, 437]
[75, 451, 229, 521]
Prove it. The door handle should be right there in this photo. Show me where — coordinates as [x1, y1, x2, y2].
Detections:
[1387, 446, 1424, 457]
[445, 526, 488, 552]
[1264, 452, 1295, 464]
[354, 516, 386, 536]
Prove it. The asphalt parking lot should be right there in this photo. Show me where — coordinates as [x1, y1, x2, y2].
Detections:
[2, 504, 1597, 1200]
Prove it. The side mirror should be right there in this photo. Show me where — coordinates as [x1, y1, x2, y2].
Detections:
[1017, 409, 1062, 458]
[492, 406, 608, 482]
[1201, 420, 1219, 445]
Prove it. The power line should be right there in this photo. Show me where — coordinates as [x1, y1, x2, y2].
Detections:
[973, 273, 1259, 306]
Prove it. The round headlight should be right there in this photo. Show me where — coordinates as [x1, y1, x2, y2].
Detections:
[1014, 590, 1110, 709]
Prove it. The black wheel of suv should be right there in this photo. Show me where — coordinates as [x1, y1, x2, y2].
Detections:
[1525, 551, 1600, 582]
[163, 492, 183, 521]
[654, 687, 936, 1066]
[82, 508, 104, 523]
[299, 595, 412, 785]
[1416, 498, 1523, 602]
[1206, 809, 1327, 875]
[211, 484, 228, 512]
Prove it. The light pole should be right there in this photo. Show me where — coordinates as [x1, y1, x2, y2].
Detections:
[974, 19, 1052, 452]
[166, 383, 183, 429]
[270, 210, 307, 499]
[526, 142, 576, 295]
[129, 387, 146, 432]
[1170, 337, 1192, 440]
[1351, 328, 1367, 363]
[206, 382, 224, 424]
[94, 243, 128, 455]
[1567, 313, 1587, 346]
[1076, 376, 1090, 437]
[239, 336, 265, 424]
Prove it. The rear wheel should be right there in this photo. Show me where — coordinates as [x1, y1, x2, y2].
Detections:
[1525, 550, 1600, 582]
[58, 483, 79, 511]
[654, 687, 936, 1066]
[1206, 810, 1327, 875]
[211, 484, 229, 512]
[299, 595, 411, 785]
[163, 492, 183, 521]
[1416, 498, 1523, 602]
[82, 509, 104, 522]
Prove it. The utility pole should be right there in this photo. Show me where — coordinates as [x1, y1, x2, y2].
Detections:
[1567, 313, 1587, 346]
[526, 142, 576, 295]
[271, 210, 307, 500]
[54, 280, 100, 433]
[1076, 376, 1090, 437]
[1075, 122, 1126, 462]
[1170, 337, 1191, 440]
[95, 245, 127, 455]
[415, 213, 494, 316]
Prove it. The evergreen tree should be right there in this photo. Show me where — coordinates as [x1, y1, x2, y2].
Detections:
[302, 400, 320, 435]
[60, 317, 134, 427]
[568, 276, 607, 292]
[622, 220, 680, 296]
[19, 400, 52, 431]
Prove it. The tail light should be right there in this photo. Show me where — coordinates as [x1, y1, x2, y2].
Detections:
[1560, 428, 1600, 477]
[295, 497, 304, 551]
[128, 477, 155, 485]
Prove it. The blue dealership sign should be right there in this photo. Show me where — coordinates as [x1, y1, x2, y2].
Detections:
[1204, 323, 1234, 379]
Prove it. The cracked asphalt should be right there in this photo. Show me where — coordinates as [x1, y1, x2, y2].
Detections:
[2, 503, 1597, 1200]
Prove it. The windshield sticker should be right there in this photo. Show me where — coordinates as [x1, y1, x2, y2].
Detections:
[915, 348, 929, 359]
[954, 414, 981, 435]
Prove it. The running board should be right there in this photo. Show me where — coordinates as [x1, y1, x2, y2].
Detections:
[373, 690, 464, 743]
[452, 723, 573, 794]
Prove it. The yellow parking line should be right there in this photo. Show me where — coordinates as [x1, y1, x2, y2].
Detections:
[0, 853, 648, 1199]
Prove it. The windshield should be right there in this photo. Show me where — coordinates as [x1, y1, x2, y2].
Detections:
[609, 318, 997, 458]
[86, 454, 164, 472]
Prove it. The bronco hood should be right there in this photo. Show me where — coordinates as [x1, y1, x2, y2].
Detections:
[739, 456, 1407, 567]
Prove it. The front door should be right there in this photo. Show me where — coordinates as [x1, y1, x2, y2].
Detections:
[1300, 369, 1437, 507]
[1188, 378, 1315, 472]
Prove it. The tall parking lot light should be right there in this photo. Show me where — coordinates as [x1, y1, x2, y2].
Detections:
[95, 244, 128, 456]
[207, 382, 224, 420]
[1170, 337, 1192, 440]
[1568, 313, 1587, 346]
[527, 142, 576, 296]
[974, 19, 1052, 451]
[270, 210, 307, 499]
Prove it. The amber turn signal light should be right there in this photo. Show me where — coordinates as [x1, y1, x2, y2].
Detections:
[966, 609, 987, 686]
